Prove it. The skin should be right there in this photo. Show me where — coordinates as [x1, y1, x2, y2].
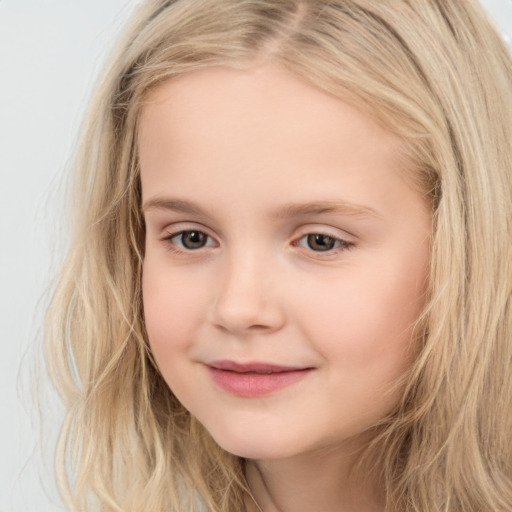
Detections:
[139, 64, 431, 512]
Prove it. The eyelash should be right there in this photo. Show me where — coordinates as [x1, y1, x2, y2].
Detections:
[292, 233, 354, 253]
[162, 229, 354, 255]
[162, 230, 217, 253]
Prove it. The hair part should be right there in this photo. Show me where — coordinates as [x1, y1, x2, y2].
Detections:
[45, 1, 512, 510]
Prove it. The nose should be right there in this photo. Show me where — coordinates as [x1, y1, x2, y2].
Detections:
[209, 250, 286, 336]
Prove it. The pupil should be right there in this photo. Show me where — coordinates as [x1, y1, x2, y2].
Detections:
[307, 234, 335, 251]
[182, 231, 206, 249]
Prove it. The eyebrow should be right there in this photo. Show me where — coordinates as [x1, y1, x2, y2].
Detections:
[143, 198, 207, 216]
[274, 200, 380, 219]
[142, 197, 380, 219]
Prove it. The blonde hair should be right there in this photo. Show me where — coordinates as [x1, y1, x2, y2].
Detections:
[45, 1, 512, 510]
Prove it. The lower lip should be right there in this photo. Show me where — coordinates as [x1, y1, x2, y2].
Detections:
[207, 367, 312, 397]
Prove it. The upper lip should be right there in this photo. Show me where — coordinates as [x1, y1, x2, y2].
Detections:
[207, 360, 311, 374]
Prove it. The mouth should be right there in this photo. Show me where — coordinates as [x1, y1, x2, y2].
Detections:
[206, 360, 314, 397]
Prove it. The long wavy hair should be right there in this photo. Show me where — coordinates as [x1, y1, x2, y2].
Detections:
[45, 1, 512, 510]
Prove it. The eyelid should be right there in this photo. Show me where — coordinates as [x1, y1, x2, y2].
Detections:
[168, 230, 216, 246]
[293, 224, 356, 242]
[160, 221, 216, 238]
[293, 233, 353, 250]
[291, 225, 356, 254]
[160, 223, 219, 252]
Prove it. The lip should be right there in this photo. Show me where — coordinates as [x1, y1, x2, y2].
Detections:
[206, 360, 313, 397]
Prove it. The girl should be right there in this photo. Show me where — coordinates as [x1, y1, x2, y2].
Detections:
[45, 1, 512, 511]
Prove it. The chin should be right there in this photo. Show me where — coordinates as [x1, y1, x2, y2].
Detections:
[202, 420, 309, 461]
[216, 438, 296, 461]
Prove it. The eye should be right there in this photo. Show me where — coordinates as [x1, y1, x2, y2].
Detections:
[296, 233, 352, 252]
[165, 230, 215, 250]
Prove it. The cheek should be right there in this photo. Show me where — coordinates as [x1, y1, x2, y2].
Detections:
[142, 260, 206, 360]
[291, 258, 427, 375]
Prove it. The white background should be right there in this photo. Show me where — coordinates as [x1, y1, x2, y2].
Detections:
[0, 1, 510, 510]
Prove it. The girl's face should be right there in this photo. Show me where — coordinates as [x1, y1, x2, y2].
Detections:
[140, 64, 431, 461]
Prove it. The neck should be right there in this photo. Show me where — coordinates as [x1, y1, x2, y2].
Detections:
[244, 444, 386, 512]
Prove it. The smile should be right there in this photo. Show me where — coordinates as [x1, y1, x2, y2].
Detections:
[206, 361, 313, 397]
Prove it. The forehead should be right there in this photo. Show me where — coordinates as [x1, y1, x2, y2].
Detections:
[138, 64, 408, 184]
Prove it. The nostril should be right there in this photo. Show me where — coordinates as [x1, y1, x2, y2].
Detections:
[248, 324, 271, 330]
[213, 321, 273, 334]
[211, 299, 286, 335]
